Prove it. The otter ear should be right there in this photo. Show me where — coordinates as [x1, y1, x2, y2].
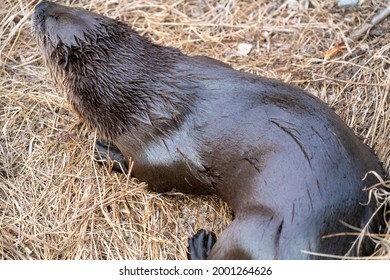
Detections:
[58, 50, 69, 69]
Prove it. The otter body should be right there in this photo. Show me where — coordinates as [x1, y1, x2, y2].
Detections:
[32, 1, 384, 259]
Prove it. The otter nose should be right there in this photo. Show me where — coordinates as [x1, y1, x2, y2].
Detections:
[34, 1, 51, 14]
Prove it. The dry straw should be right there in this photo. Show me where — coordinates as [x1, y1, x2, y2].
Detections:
[0, 0, 389, 259]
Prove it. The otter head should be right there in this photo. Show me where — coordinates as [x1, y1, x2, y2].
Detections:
[32, 1, 111, 81]
[31, 1, 189, 141]
[32, 1, 103, 47]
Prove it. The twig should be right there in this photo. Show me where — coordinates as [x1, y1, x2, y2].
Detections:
[325, 3, 390, 60]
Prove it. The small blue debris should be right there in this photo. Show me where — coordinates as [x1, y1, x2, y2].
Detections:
[337, 0, 359, 7]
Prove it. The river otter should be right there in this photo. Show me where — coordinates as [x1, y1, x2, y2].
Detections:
[32, 1, 385, 259]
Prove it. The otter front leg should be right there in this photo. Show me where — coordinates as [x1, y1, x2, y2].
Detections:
[94, 140, 129, 174]
[200, 212, 308, 259]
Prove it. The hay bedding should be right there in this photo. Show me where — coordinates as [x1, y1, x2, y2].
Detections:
[0, 0, 389, 260]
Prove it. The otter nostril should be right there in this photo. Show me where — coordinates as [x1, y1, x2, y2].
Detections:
[34, 1, 51, 14]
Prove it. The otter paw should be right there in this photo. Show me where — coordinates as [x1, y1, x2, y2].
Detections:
[94, 140, 128, 174]
[187, 229, 217, 260]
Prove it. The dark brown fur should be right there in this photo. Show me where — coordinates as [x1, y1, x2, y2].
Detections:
[32, 1, 385, 259]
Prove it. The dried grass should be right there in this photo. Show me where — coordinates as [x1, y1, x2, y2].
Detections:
[0, 0, 389, 259]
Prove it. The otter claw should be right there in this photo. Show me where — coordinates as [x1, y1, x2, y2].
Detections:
[94, 140, 128, 174]
[187, 229, 217, 260]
